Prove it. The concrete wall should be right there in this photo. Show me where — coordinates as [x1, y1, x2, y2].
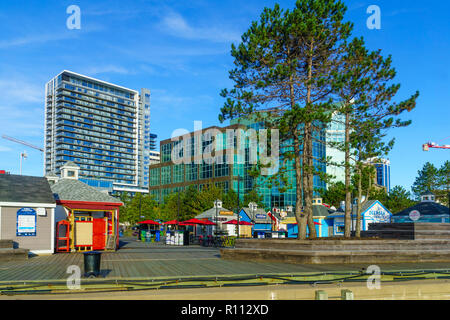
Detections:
[0, 206, 54, 252]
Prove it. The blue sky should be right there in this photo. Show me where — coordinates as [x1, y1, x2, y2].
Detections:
[0, 0, 448, 194]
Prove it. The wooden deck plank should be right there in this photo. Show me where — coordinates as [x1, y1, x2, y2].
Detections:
[1, 239, 450, 283]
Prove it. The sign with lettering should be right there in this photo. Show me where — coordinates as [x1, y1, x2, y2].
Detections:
[255, 214, 267, 220]
[409, 210, 421, 221]
[16, 208, 37, 236]
[219, 211, 234, 216]
[365, 209, 390, 222]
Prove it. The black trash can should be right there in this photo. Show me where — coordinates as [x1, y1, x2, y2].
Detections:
[83, 251, 101, 278]
[183, 230, 190, 246]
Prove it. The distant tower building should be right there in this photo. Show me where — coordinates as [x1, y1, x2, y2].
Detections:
[44, 70, 151, 194]
[150, 133, 158, 151]
[365, 158, 391, 193]
[149, 150, 160, 165]
[326, 112, 346, 184]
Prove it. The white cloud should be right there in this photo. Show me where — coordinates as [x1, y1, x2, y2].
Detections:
[0, 145, 12, 152]
[0, 79, 42, 104]
[0, 32, 78, 49]
[81, 65, 132, 76]
[160, 11, 241, 43]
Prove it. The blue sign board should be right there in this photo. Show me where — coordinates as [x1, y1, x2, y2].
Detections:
[16, 208, 37, 236]
[255, 214, 266, 220]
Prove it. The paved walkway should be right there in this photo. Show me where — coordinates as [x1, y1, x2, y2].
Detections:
[0, 237, 449, 283]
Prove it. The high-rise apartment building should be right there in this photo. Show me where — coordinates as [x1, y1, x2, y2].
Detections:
[44, 70, 151, 194]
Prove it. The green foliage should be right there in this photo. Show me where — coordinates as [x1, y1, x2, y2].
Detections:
[321, 181, 346, 208]
[119, 193, 159, 225]
[412, 161, 450, 206]
[243, 188, 264, 208]
[384, 186, 417, 214]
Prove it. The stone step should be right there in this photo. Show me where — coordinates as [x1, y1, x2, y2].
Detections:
[0, 240, 14, 249]
[368, 223, 450, 231]
[221, 247, 450, 264]
[0, 248, 29, 262]
[361, 229, 450, 240]
[234, 239, 450, 251]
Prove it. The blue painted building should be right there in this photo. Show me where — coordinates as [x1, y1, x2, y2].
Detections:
[392, 191, 449, 223]
[326, 200, 392, 236]
[239, 202, 273, 237]
[271, 198, 335, 238]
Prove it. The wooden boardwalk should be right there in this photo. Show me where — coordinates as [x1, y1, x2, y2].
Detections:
[0, 237, 449, 283]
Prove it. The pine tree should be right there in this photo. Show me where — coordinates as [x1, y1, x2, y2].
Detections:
[332, 36, 418, 236]
[220, 0, 352, 239]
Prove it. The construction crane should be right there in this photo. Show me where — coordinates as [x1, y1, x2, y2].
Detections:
[423, 135, 450, 151]
[2, 135, 44, 152]
[423, 142, 450, 151]
[2, 134, 44, 175]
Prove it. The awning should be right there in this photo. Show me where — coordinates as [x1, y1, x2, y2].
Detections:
[58, 200, 122, 210]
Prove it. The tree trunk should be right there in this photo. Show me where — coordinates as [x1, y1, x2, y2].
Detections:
[303, 41, 317, 239]
[356, 164, 362, 237]
[344, 111, 352, 238]
[304, 122, 317, 238]
[294, 135, 307, 239]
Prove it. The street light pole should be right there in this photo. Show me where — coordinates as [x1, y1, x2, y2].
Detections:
[237, 175, 240, 238]
[177, 191, 180, 231]
[215, 201, 218, 236]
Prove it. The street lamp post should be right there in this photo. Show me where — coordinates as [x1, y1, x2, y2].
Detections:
[237, 175, 240, 238]
[177, 191, 180, 231]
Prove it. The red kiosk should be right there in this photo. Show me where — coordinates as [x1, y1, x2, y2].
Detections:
[50, 162, 123, 253]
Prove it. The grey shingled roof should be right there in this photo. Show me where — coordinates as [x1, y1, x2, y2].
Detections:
[0, 174, 55, 204]
[196, 207, 236, 219]
[241, 207, 272, 224]
[394, 201, 449, 217]
[62, 161, 79, 167]
[51, 179, 122, 204]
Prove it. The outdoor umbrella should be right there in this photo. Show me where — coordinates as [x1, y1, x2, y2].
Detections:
[137, 220, 161, 225]
[223, 219, 253, 225]
[200, 219, 216, 225]
[182, 218, 208, 225]
[163, 219, 181, 225]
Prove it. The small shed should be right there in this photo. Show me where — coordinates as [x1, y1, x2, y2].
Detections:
[239, 202, 274, 236]
[50, 162, 122, 252]
[392, 191, 449, 223]
[272, 199, 335, 238]
[326, 200, 392, 236]
[0, 174, 56, 254]
[195, 200, 237, 235]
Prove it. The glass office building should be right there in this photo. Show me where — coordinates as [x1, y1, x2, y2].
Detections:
[149, 119, 327, 210]
[44, 70, 151, 194]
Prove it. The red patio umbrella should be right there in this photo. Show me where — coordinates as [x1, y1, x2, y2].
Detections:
[182, 218, 208, 225]
[163, 219, 181, 225]
[223, 219, 253, 225]
[200, 219, 216, 225]
[137, 219, 161, 225]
